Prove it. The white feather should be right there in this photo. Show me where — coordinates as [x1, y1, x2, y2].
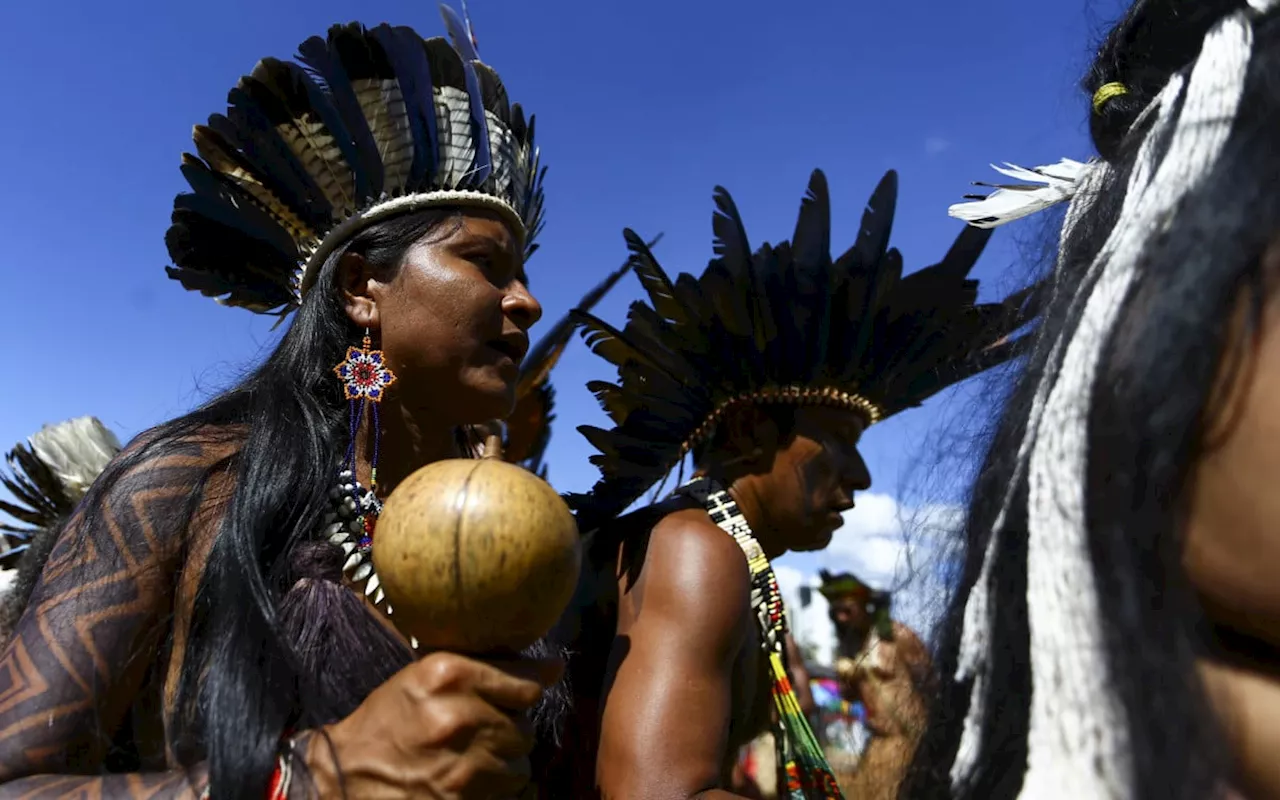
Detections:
[948, 159, 1090, 229]
[488, 113, 515, 202]
[435, 86, 476, 190]
[28, 417, 122, 504]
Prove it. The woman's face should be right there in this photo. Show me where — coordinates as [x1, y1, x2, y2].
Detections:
[1185, 280, 1280, 648]
[1183, 259, 1280, 795]
[360, 210, 542, 426]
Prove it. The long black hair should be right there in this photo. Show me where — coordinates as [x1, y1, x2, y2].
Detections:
[903, 2, 1280, 798]
[75, 208, 465, 797]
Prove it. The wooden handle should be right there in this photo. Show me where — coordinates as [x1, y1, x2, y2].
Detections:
[482, 434, 504, 460]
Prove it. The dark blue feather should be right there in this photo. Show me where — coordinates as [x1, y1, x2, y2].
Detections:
[439, 3, 479, 61]
[371, 25, 439, 192]
[439, 4, 492, 187]
[297, 26, 384, 201]
[177, 157, 297, 256]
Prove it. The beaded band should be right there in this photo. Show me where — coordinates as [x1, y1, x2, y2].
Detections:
[266, 751, 293, 800]
[678, 384, 882, 458]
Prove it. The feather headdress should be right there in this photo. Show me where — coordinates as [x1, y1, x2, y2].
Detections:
[570, 169, 1041, 523]
[165, 5, 546, 315]
[817, 569, 878, 600]
[1, 418, 122, 641]
[502, 234, 663, 477]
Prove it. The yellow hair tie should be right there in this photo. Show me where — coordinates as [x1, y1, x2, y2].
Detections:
[1092, 82, 1129, 114]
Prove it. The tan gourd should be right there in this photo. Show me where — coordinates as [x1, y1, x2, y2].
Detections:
[373, 436, 581, 652]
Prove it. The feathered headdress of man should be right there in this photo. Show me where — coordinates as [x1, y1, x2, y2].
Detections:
[568, 169, 1041, 524]
[818, 569, 893, 639]
[164, 4, 545, 315]
[502, 234, 662, 478]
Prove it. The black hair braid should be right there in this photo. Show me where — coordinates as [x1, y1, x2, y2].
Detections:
[1087, 0, 1244, 162]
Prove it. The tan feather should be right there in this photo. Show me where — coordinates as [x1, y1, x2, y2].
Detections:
[488, 114, 515, 201]
[277, 113, 355, 218]
[435, 86, 475, 189]
[193, 126, 317, 242]
[351, 77, 414, 196]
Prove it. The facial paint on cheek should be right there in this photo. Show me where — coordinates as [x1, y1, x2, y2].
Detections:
[796, 449, 833, 521]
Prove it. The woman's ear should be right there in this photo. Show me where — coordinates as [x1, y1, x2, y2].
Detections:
[338, 251, 381, 331]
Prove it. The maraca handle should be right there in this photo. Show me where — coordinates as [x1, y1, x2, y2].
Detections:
[482, 434, 505, 460]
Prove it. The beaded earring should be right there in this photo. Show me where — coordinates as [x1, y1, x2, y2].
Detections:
[332, 328, 397, 549]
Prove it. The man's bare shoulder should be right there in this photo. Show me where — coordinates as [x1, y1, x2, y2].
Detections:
[621, 507, 753, 644]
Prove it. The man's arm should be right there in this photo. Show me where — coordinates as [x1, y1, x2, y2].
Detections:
[596, 514, 754, 800]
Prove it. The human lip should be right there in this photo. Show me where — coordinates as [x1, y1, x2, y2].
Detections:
[488, 331, 529, 366]
[826, 503, 851, 529]
[830, 499, 854, 518]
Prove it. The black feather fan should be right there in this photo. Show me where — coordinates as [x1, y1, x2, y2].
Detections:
[164, 10, 545, 316]
[500, 234, 664, 480]
[569, 169, 1042, 524]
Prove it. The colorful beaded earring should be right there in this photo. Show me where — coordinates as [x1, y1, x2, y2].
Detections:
[331, 329, 397, 550]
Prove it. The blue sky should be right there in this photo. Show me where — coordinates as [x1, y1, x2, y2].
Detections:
[1, 0, 1125, 630]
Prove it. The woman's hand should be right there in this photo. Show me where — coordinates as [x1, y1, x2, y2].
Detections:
[304, 651, 563, 799]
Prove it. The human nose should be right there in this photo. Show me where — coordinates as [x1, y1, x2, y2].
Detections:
[841, 447, 872, 493]
[503, 281, 543, 331]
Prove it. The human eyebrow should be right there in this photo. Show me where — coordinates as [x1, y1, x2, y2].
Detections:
[458, 229, 521, 269]
[476, 225, 517, 256]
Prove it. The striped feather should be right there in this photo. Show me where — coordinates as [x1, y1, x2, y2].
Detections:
[352, 76, 415, 195]
[249, 58, 357, 217]
[435, 86, 475, 189]
[192, 126, 315, 243]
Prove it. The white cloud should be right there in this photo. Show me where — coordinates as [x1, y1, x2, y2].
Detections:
[826, 493, 959, 591]
[924, 136, 952, 156]
[774, 563, 839, 666]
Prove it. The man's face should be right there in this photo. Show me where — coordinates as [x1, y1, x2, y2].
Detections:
[827, 592, 874, 642]
[762, 406, 872, 552]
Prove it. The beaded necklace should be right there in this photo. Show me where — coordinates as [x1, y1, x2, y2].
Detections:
[700, 480, 845, 800]
[319, 468, 420, 651]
